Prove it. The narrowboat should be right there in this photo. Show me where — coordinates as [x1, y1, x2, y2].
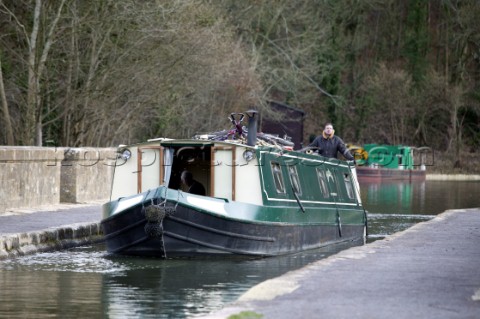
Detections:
[101, 111, 367, 258]
[349, 144, 430, 182]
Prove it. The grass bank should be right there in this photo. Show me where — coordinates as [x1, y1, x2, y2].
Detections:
[427, 150, 480, 175]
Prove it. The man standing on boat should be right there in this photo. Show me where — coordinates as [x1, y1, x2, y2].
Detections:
[309, 123, 355, 161]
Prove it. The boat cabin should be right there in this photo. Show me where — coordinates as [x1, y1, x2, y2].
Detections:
[110, 139, 361, 208]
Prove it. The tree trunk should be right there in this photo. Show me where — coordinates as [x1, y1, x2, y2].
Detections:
[36, 121, 43, 147]
[25, 0, 42, 145]
[35, 0, 67, 146]
[0, 56, 15, 145]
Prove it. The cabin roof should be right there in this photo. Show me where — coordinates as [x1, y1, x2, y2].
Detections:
[119, 138, 256, 149]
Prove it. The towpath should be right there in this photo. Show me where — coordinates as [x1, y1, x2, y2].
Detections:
[0, 204, 103, 259]
[202, 208, 480, 319]
[0, 204, 102, 234]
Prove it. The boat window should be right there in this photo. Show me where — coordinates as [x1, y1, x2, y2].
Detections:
[288, 165, 302, 195]
[316, 168, 329, 198]
[271, 162, 286, 194]
[343, 173, 355, 199]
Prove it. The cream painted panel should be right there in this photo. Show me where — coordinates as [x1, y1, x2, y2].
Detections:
[140, 148, 161, 192]
[234, 147, 263, 205]
[111, 146, 139, 200]
[213, 148, 233, 200]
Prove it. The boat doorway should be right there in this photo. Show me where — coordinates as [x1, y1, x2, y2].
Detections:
[167, 145, 212, 196]
[164, 143, 237, 200]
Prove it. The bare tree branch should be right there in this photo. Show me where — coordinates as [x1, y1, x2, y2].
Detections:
[0, 53, 14, 144]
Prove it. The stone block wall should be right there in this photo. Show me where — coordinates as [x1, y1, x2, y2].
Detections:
[0, 222, 104, 259]
[60, 148, 116, 203]
[0, 147, 63, 212]
[0, 147, 116, 214]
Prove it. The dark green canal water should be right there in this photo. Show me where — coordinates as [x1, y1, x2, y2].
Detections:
[1, 180, 479, 318]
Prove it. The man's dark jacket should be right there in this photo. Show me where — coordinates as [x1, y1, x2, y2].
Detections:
[188, 180, 206, 196]
[309, 135, 354, 160]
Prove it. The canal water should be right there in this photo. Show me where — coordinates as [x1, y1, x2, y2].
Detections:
[1, 180, 479, 318]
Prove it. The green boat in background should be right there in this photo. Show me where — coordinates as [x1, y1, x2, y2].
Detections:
[101, 111, 367, 258]
[349, 144, 430, 182]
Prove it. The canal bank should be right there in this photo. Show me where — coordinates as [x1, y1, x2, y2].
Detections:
[202, 208, 480, 319]
[426, 174, 480, 181]
[0, 204, 103, 259]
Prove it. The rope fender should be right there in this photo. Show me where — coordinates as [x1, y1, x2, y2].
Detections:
[143, 204, 175, 237]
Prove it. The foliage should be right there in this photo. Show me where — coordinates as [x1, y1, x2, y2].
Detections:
[0, 0, 262, 146]
[361, 64, 414, 145]
[217, 0, 480, 163]
[404, 0, 429, 85]
[0, 0, 479, 171]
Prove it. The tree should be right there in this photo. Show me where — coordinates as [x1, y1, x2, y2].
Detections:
[404, 0, 429, 85]
[0, 53, 14, 145]
[362, 64, 414, 144]
[0, 0, 67, 146]
[1, 0, 479, 154]
[0, 0, 263, 146]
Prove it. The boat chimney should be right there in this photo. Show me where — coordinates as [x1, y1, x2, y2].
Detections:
[245, 110, 258, 146]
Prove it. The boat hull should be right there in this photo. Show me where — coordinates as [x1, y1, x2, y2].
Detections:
[101, 195, 365, 258]
[102, 138, 367, 258]
[356, 166, 426, 182]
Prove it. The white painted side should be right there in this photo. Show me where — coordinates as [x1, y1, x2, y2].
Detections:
[186, 196, 227, 215]
[140, 148, 161, 192]
[113, 194, 144, 215]
[111, 146, 139, 200]
[350, 166, 362, 204]
[234, 147, 263, 205]
[213, 148, 233, 200]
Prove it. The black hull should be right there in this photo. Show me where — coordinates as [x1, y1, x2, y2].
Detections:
[101, 203, 365, 258]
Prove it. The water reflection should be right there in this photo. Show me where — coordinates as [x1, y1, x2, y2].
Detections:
[0, 240, 362, 319]
[0, 251, 106, 318]
[102, 240, 362, 318]
[360, 180, 480, 239]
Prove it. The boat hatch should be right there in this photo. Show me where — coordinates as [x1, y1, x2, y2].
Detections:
[166, 145, 212, 196]
[166, 144, 238, 201]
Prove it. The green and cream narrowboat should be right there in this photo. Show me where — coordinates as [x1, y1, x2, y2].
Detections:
[101, 112, 367, 257]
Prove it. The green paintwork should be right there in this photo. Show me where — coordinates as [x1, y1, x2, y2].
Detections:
[255, 147, 359, 207]
[104, 185, 365, 227]
[104, 144, 365, 228]
[363, 144, 414, 169]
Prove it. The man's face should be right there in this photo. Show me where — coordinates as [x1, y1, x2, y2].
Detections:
[324, 125, 334, 135]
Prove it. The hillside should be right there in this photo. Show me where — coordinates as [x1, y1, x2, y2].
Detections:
[0, 0, 478, 172]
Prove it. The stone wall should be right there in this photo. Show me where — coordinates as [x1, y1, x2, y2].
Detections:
[0, 222, 104, 260]
[60, 148, 116, 203]
[0, 147, 116, 214]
